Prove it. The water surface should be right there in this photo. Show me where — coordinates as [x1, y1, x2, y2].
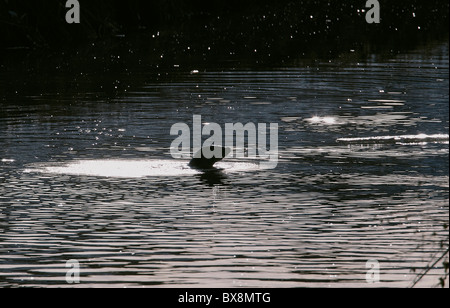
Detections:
[0, 41, 448, 287]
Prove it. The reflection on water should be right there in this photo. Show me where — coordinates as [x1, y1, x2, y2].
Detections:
[26, 160, 199, 178]
[23, 159, 260, 186]
[0, 42, 448, 287]
[336, 133, 449, 144]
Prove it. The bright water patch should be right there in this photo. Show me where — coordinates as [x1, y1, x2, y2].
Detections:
[24, 159, 260, 178]
[1, 158, 16, 163]
[25, 160, 197, 178]
[337, 133, 449, 144]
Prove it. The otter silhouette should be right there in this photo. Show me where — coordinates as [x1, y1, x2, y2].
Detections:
[189, 146, 231, 169]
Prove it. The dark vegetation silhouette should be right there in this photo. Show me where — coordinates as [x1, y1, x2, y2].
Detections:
[1, 0, 448, 66]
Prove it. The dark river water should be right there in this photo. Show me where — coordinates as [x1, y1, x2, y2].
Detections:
[0, 41, 448, 287]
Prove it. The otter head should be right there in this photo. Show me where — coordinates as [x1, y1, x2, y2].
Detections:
[188, 146, 231, 169]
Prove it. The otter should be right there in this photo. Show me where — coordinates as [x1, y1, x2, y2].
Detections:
[189, 146, 231, 169]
